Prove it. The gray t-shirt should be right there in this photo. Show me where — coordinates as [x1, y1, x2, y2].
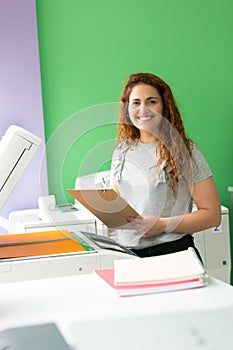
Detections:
[110, 140, 212, 249]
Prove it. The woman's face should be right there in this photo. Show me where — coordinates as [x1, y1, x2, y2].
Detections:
[128, 83, 163, 135]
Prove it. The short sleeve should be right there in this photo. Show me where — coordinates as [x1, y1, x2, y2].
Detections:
[191, 144, 212, 183]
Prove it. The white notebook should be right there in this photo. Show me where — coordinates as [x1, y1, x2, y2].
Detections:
[114, 247, 206, 286]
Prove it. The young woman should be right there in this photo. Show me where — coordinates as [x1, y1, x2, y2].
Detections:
[110, 72, 221, 259]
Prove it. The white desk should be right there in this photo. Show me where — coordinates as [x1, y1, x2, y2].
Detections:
[0, 274, 233, 349]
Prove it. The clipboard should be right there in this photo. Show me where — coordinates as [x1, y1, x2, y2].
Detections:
[67, 189, 140, 229]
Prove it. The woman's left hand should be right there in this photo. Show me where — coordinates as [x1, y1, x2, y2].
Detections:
[126, 215, 165, 237]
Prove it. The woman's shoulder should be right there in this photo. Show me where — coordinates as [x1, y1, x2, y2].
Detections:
[189, 141, 207, 160]
[112, 140, 135, 156]
[189, 141, 212, 181]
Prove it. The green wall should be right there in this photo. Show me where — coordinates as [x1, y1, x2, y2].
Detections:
[36, 0, 233, 273]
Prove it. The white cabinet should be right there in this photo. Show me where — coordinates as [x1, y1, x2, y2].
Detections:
[194, 206, 231, 284]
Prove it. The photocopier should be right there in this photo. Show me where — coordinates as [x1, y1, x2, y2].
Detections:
[1, 192, 231, 285]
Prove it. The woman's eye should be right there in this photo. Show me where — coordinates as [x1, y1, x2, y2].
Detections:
[148, 99, 157, 105]
[131, 101, 140, 107]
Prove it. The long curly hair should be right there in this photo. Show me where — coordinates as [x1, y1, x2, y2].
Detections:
[117, 72, 193, 193]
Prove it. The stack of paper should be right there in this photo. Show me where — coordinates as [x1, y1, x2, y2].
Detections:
[94, 248, 207, 297]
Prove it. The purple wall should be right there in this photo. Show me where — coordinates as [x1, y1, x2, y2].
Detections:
[0, 0, 48, 231]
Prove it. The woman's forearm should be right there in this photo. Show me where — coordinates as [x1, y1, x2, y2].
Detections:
[161, 207, 221, 234]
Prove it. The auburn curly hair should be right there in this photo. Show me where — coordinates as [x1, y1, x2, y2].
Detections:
[117, 72, 193, 193]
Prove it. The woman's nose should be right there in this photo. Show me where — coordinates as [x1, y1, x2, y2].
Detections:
[138, 104, 149, 114]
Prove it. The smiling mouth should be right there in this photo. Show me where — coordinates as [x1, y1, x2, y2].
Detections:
[136, 116, 154, 121]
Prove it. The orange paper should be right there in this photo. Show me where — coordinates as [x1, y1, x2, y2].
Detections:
[0, 230, 87, 259]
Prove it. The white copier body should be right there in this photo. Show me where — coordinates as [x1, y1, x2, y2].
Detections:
[1, 194, 231, 284]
